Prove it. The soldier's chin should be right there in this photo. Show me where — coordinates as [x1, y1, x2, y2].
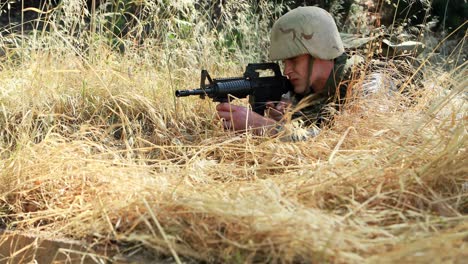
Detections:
[293, 86, 311, 95]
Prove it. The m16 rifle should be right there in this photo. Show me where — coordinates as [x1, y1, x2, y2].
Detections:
[175, 63, 293, 115]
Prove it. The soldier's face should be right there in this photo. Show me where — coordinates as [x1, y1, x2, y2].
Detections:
[283, 55, 333, 95]
[283, 54, 312, 95]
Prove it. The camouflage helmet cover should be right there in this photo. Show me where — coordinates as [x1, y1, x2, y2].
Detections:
[269, 6, 344, 61]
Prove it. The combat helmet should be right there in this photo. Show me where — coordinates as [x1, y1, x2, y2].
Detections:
[269, 6, 344, 61]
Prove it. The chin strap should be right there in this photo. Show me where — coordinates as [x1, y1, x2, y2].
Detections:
[305, 55, 314, 94]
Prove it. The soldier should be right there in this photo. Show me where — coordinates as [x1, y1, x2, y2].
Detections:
[216, 6, 350, 138]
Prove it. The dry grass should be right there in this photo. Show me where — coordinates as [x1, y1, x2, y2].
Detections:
[1, 50, 466, 263]
[1, 1, 467, 263]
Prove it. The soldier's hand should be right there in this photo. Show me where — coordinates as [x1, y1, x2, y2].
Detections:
[265, 99, 291, 121]
[216, 103, 275, 134]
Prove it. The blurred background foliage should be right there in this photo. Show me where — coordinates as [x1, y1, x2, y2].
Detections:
[2, 0, 466, 32]
[0, 0, 466, 62]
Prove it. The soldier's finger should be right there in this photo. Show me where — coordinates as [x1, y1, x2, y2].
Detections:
[216, 103, 240, 112]
[265, 102, 275, 109]
[223, 120, 233, 130]
[217, 111, 231, 120]
[276, 101, 288, 112]
[216, 103, 231, 111]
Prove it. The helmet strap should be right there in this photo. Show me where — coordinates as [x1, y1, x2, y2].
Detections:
[305, 55, 314, 94]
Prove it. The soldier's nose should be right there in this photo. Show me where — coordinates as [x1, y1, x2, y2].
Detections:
[283, 60, 293, 75]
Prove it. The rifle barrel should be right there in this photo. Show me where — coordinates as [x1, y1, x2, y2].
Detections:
[175, 88, 207, 97]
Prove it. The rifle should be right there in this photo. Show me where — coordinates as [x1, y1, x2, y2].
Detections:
[175, 63, 293, 115]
